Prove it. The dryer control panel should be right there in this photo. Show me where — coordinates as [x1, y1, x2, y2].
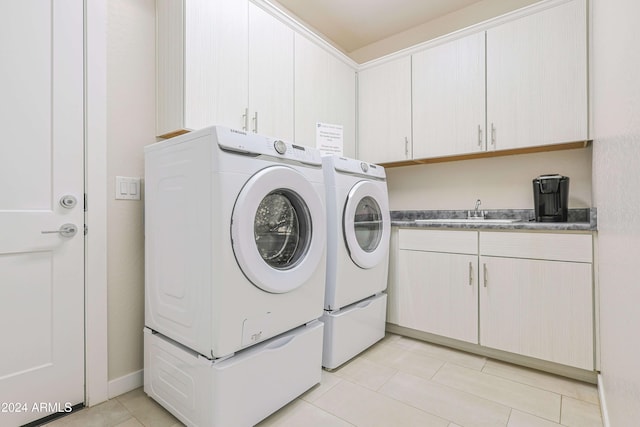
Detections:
[214, 126, 322, 166]
[328, 155, 386, 180]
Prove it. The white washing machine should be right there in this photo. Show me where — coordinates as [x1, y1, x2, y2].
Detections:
[320, 154, 391, 369]
[144, 126, 326, 426]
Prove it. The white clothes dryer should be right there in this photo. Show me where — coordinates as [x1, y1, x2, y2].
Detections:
[144, 126, 327, 426]
[320, 155, 391, 369]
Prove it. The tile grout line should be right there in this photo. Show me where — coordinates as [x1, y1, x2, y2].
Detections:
[505, 408, 514, 427]
[432, 362, 565, 424]
[377, 367, 513, 426]
[429, 358, 448, 380]
[301, 370, 344, 403]
[480, 360, 600, 405]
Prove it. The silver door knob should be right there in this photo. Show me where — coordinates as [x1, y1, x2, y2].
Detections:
[41, 223, 78, 238]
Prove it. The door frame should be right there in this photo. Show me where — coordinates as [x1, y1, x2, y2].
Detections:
[85, 0, 109, 406]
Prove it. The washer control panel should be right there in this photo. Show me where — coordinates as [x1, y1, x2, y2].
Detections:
[214, 126, 322, 166]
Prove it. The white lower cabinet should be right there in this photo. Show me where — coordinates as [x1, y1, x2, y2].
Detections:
[390, 229, 595, 371]
[479, 231, 594, 370]
[479, 256, 593, 370]
[398, 250, 479, 344]
[395, 229, 478, 344]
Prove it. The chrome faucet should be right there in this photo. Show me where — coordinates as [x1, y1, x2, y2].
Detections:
[468, 199, 485, 219]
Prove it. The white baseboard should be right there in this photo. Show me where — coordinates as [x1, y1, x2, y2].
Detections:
[598, 374, 611, 427]
[108, 369, 144, 399]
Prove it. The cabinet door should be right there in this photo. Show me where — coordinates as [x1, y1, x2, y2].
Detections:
[479, 256, 593, 370]
[396, 250, 478, 344]
[248, 3, 294, 140]
[412, 32, 485, 159]
[294, 34, 356, 156]
[486, 0, 587, 150]
[157, 0, 248, 137]
[358, 57, 412, 164]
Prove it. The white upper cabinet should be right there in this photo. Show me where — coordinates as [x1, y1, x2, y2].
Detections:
[294, 34, 356, 156]
[157, 0, 248, 137]
[157, 0, 355, 144]
[356, 0, 588, 163]
[248, 3, 294, 140]
[486, 0, 588, 150]
[412, 32, 486, 158]
[357, 57, 412, 164]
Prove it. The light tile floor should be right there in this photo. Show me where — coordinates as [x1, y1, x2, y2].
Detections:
[44, 334, 603, 427]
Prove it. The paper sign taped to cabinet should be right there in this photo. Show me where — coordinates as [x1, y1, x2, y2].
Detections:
[316, 122, 343, 156]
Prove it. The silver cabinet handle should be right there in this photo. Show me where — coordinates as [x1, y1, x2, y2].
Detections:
[404, 136, 409, 158]
[483, 263, 488, 287]
[252, 111, 258, 133]
[478, 125, 483, 148]
[490, 123, 496, 147]
[41, 223, 78, 238]
[242, 108, 248, 131]
[469, 262, 473, 286]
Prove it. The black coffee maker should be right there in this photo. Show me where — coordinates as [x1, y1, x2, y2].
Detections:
[532, 174, 569, 222]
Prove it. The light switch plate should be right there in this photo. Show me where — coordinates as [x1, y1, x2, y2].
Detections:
[115, 176, 142, 200]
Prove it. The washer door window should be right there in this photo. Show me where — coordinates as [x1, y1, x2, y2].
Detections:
[232, 166, 325, 293]
[254, 191, 308, 269]
[343, 181, 390, 269]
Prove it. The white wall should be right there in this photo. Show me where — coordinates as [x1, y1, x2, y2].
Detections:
[387, 147, 592, 210]
[107, 0, 155, 383]
[591, 0, 640, 425]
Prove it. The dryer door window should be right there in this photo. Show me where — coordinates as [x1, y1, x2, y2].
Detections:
[343, 181, 391, 269]
[354, 196, 383, 253]
[232, 165, 325, 293]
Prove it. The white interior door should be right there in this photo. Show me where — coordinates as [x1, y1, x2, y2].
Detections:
[0, 1, 85, 425]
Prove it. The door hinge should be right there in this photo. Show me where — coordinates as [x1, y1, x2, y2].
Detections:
[84, 224, 88, 236]
[84, 193, 88, 212]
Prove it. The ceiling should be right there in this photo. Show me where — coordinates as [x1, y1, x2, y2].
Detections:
[273, 0, 485, 53]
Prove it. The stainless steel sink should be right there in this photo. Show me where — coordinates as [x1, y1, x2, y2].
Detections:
[415, 218, 521, 224]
